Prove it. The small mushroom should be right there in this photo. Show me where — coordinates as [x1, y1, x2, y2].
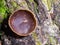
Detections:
[8, 9, 37, 36]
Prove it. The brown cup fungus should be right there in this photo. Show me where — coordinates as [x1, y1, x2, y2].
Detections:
[8, 9, 36, 36]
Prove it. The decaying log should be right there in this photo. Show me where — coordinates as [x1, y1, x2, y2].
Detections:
[0, 0, 60, 45]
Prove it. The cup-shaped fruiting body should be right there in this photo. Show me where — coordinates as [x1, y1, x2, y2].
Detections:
[8, 9, 37, 36]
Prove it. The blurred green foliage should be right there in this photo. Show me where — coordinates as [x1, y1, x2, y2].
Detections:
[0, 0, 9, 23]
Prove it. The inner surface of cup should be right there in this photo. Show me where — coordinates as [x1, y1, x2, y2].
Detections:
[9, 10, 36, 36]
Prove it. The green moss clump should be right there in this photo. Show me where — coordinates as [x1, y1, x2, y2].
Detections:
[0, 0, 9, 23]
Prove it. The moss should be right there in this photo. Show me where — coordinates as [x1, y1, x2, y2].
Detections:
[32, 32, 42, 45]
[32, 32, 38, 39]
[47, 0, 52, 11]
[0, 7, 5, 15]
[29, 0, 34, 2]
[22, 2, 26, 5]
[36, 41, 42, 45]
[42, 0, 52, 11]
[49, 37, 56, 45]
[11, 1, 18, 8]
[0, 0, 9, 22]
[34, 2, 38, 13]
[16, 6, 20, 9]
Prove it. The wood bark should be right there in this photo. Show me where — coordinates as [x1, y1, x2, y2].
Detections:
[0, 0, 60, 45]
